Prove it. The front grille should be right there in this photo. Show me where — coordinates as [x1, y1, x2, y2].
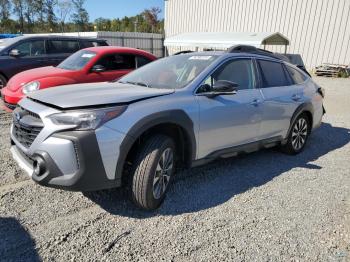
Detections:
[12, 108, 43, 148]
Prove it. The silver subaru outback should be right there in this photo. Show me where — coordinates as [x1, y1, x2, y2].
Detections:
[10, 48, 324, 210]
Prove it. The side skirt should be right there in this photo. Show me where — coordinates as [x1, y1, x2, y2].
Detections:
[191, 136, 283, 168]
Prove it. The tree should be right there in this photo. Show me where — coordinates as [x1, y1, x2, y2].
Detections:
[2, 1, 163, 34]
[56, 0, 72, 32]
[33, 0, 45, 24]
[23, 0, 36, 32]
[94, 17, 111, 31]
[110, 19, 120, 31]
[12, 0, 25, 32]
[0, 0, 14, 33]
[71, 0, 89, 32]
[45, 0, 56, 31]
[0, 0, 11, 21]
[143, 7, 161, 33]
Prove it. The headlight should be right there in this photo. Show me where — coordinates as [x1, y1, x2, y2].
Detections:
[48, 106, 127, 130]
[22, 81, 40, 94]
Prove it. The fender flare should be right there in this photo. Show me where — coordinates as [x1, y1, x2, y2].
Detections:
[115, 110, 196, 181]
[285, 102, 314, 142]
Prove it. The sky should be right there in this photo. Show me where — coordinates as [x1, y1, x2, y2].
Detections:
[85, 0, 165, 21]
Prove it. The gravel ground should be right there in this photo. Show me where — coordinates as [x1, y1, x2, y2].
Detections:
[0, 76, 349, 262]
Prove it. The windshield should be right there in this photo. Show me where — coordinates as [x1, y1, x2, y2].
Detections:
[118, 54, 218, 89]
[57, 50, 97, 70]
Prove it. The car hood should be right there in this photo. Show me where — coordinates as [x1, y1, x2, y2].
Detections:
[7, 66, 69, 91]
[27, 82, 175, 109]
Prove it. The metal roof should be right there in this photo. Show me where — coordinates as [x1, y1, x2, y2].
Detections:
[164, 32, 289, 48]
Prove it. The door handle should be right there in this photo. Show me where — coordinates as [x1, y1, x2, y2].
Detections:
[292, 94, 302, 101]
[250, 99, 261, 106]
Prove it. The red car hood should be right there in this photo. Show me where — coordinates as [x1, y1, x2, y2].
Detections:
[7, 66, 69, 91]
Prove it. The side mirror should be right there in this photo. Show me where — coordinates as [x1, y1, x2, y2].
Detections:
[200, 80, 238, 98]
[212, 80, 238, 93]
[9, 49, 21, 57]
[91, 64, 106, 73]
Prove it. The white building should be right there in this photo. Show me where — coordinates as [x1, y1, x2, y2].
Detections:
[164, 0, 350, 69]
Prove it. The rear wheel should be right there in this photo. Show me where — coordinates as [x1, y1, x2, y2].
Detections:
[281, 114, 310, 155]
[0, 74, 7, 90]
[131, 135, 176, 210]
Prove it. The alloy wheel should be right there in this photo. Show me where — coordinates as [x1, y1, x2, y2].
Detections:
[153, 148, 174, 199]
[291, 118, 308, 151]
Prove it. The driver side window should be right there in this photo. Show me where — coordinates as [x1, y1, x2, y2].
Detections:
[96, 54, 136, 71]
[13, 40, 45, 57]
[199, 58, 255, 92]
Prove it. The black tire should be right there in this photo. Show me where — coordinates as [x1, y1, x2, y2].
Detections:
[131, 134, 176, 210]
[0, 74, 7, 90]
[281, 113, 310, 155]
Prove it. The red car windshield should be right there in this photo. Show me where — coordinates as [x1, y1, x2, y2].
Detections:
[57, 50, 97, 71]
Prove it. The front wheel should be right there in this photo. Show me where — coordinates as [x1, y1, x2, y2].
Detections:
[281, 114, 310, 155]
[131, 135, 176, 210]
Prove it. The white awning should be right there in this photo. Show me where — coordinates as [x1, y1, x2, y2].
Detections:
[164, 32, 289, 48]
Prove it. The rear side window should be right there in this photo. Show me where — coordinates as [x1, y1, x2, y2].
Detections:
[136, 56, 152, 68]
[258, 60, 290, 88]
[96, 54, 136, 71]
[48, 40, 80, 54]
[286, 65, 307, 84]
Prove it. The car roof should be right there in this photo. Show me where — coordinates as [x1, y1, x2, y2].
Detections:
[84, 46, 157, 58]
[11, 35, 106, 41]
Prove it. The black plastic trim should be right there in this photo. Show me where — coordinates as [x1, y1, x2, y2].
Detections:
[31, 130, 118, 191]
[116, 110, 196, 182]
[192, 136, 283, 167]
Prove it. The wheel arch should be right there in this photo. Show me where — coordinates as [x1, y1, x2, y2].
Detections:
[0, 71, 8, 83]
[0, 71, 8, 78]
[115, 110, 196, 184]
[287, 102, 314, 137]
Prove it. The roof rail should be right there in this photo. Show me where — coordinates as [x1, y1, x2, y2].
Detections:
[227, 45, 311, 76]
[173, 50, 194, 55]
[227, 45, 288, 61]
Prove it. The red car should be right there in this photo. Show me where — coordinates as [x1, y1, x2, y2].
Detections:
[1, 46, 157, 110]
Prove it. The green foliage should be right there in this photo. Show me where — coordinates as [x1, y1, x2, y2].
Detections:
[92, 13, 163, 33]
[0, 0, 163, 34]
[71, 0, 89, 31]
[337, 70, 350, 78]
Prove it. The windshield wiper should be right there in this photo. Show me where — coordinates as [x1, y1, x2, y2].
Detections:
[119, 80, 150, 88]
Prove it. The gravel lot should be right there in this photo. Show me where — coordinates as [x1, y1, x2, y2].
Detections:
[0, 76, 349, 261]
